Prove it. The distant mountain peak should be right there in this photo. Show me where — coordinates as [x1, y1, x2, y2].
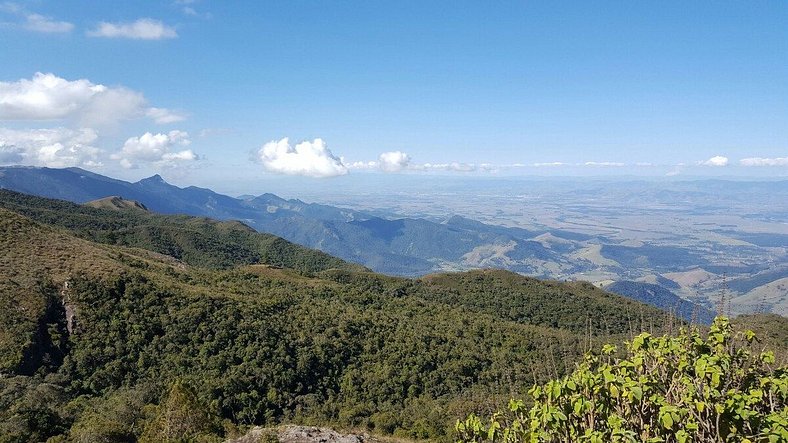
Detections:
[136, 174, 171, 187]
[142, 174, 165, 182]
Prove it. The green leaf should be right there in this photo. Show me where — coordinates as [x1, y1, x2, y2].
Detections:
[631, 386, 642, 401]
[661, 412, 674, 429]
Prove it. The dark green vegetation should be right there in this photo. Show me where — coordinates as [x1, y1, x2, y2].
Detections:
[457, 318, 787, 442]
[0, 190, 782, 442]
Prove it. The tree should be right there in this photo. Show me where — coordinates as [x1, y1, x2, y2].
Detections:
[140, 380, 220, 443]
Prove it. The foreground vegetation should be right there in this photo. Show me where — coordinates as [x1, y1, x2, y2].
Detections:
[0, 190, 785, 442]
[457, 318, 787, 442]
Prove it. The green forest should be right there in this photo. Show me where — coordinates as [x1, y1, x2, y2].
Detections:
[0, 190, 785, 442]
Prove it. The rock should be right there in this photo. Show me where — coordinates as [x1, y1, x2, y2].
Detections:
[226, 425, 373, 443]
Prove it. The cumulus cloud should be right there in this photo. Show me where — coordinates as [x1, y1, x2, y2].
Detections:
[378, 151, 411, 172]
[699, 155, 729, 167]
[23, 13, 73, 33]
[113, 130, 196, 169]
[0, 127, 101, 167]
[0, 72, 183, 126]
[87, 18, 177, 40]
[256, 138, 347, 178]
[740, 157, 788, 167]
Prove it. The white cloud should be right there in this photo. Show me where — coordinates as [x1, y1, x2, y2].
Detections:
[740, 157, 788, 167]
[256, 137, 348, 178]
[584, 161, 625, 167]
[23, 13, 73, 33]
[699, 155, 728, 167]
[0, 127, 101, 167]
[420, 162, 476, 172]
[87, 18, 177, 40]
[533, 162, 566, 167]
[378, 151, 411, 172]
[146, 107, 187, 124]
[0, 72, 183, 126]
[113, 130, 196, 169]
[349, 154, 502, 174]
[0, 4, 73, 33]
[346, 160, 377, 170]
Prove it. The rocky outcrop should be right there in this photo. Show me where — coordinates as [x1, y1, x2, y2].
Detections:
[226, 425, 376, 443]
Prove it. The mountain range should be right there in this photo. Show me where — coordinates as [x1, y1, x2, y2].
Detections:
[0, 166, 585, 277]
[1, 165, 785, 318]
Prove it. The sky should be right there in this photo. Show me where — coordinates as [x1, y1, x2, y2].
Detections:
[1, 0, 787, 194]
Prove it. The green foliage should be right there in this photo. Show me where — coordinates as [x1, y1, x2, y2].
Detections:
[140, 380, 221, 443]
[418, 271, 671, 335]
[456, 317, 788, 442]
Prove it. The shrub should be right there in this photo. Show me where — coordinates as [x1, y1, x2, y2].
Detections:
[456, 317, 788, 442]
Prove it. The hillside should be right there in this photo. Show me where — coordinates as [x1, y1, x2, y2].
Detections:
[0, 189, 363, 273]
[0, 193, 681, 442]
[85, 195, 150, 212]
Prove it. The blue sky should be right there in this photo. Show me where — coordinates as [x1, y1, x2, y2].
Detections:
[1, 0, 787, 192]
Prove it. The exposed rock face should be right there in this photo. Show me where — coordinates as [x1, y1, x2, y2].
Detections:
[226, 425, 373, 443]
[61, 280, 77, 334]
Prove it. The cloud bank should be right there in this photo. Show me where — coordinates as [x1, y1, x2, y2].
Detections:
[740, 157, 788, 167]
[256, 138, 348, 178]
[0, 127, 101, 168]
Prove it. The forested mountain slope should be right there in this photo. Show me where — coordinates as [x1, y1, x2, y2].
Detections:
[0, 189, 363, 273]
[0, 193, 688, 442]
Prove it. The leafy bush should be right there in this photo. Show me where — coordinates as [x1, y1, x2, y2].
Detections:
[457, 317, 787, 442]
